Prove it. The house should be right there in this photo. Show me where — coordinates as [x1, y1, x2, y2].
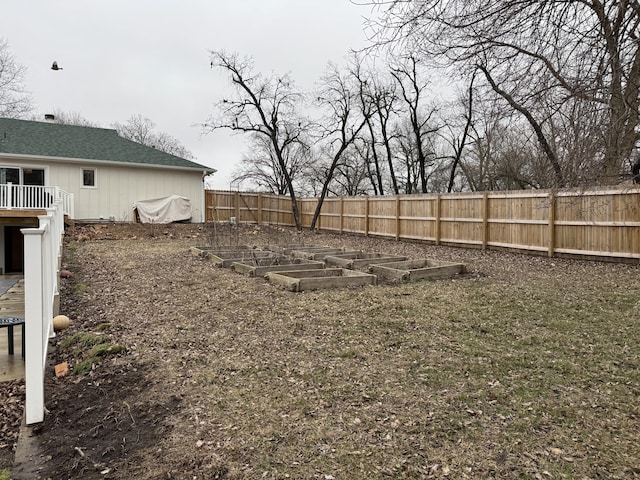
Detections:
[0, 116, 216, 273]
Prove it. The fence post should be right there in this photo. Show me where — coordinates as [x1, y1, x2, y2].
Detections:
[265, 194, 272, 225]
[209, 191, 215, 222]
[234, 191, 240, 222]
[257, 193, 263, 225]
[435, 194, 441, 245]
[340, 197, 344, 234]
[548, 191, 556, 257]
[395, 196, 401, 241]
[482, 192, 489, 250]
[22, 227, 46, 425]
[365, 196, 370, 237]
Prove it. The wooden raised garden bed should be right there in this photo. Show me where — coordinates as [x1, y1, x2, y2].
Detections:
[206, 250, 280, 268]
[324, 252, 407, 270]
[264, 245, 329, 255]
[265, 268, 377, 292]
[369, 259, 466, 282]
[190, 245, 255, 257]
[291, 248, 360, 261]
[232, 258, 324, 276]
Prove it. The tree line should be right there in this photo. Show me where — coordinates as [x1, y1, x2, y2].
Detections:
[3, 0, 640, 232]
[206, 1, 640, 229]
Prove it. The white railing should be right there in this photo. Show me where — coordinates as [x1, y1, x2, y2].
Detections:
[0, 183, 74, 218]
[22, 199, 65, 424]
[57, 187, 75, 219]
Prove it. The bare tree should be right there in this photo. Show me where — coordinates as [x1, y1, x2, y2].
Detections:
[461, 106, 554, 191]
[477, 64, 564, 186]
[372, 0, 640, 186]
[370, 78, 401, 194]
[51, 109, 100, 127]
[151, 131, 195, 160]
[206, 51, 307, 230]
[394, 121, 421, 193]
[310, 63, 371, 230]
[445, 75, 475, 192]
[331, 146, 374, 195]
[390, 55, 440, 193]
[350, 55, 387, 195]
[546, 97, 608, 187]
[232, 134, 312, 195]
[352, 138, 383, 195]
[113, 114, 156, 145]
[0, 39, 33, 118]
[113, 114, 194, 159]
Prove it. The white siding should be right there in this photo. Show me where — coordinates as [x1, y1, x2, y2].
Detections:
[0, 157, 207, 222]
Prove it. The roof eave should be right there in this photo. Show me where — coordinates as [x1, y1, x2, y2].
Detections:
[0, 152, 216, 174]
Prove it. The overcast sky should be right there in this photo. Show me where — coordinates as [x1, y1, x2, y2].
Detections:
[1, 1, 375, 188]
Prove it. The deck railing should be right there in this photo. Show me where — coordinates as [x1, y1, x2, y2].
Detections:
[0, 183, 74, 218]
[22, 199, 65, 424]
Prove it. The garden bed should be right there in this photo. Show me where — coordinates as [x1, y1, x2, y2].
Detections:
[231, 258, 324, 276]
[370, 258, 467, 282]
[265, 267, 377, 291]
[324, 252, 407, 270]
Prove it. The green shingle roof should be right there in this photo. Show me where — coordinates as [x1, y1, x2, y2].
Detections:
[0, 117, 215, 173]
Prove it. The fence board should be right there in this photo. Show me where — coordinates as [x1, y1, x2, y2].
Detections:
[340, 197, 362, 234]
[205, 188, 640, 262]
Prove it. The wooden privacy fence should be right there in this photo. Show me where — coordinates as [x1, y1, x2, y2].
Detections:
[205, 188, 640, 262]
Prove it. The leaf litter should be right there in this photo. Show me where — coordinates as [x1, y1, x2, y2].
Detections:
[1, 222, 639, 479]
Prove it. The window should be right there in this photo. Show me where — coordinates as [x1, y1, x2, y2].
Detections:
[82, 168, 96, 187]
[0, 167, 20, 184]
[23, 168, 45, 186]
[0, 167, 45, 185]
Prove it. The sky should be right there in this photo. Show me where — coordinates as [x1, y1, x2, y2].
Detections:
[1, 1, 376, 189]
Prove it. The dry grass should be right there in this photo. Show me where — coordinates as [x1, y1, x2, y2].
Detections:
[49, 224, 640, 479]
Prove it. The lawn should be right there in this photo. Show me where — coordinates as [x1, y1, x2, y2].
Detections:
[29, 223, 640, 479]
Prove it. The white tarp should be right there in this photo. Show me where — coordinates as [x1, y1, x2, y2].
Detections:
[134, 195, 192, 224]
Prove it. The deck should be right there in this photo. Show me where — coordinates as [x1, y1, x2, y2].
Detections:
[0, 276, 25, 382]
[0, 183, 74, 219]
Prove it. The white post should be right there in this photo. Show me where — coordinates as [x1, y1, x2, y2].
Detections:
[67, 192, 75, 219]
[39, 215, 55, 339]
[22, 227, 46, 425]
[7, 182, 12, 210]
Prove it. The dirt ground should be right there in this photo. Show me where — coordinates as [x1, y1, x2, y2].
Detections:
[3, 222, 640, 479]
[0, 380, 23, 472]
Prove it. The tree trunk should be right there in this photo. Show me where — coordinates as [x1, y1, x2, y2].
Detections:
[365, 118, 385, 195]
[275, 147, 302, 230]
[380, 123, 399, 194]
[480, 66, 564, 187]
[448, 76, 475, 192]
[310, 146, 348, 230]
